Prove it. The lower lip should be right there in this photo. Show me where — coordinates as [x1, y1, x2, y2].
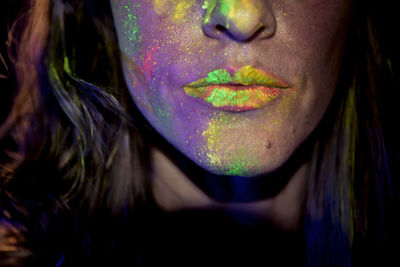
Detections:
[184, 85, 283, 112]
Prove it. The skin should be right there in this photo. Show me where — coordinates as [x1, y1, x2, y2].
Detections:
[110, 0, 352, 230]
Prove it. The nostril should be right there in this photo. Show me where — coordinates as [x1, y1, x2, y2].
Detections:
[202, 24, 229, 39]
[215, 25, 227, 32]
[252, 25, 270, 40]
[210, 24, 269, 43]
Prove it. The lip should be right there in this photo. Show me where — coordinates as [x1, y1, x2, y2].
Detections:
[183, 65, 290, 112]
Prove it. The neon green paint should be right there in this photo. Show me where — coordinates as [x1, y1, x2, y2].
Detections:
[225, 156, 254, 176]
[202, 0, 231, 28]
[206, 89, 251, 106]
[205, 69, 232, 84]
[220, 1, 231, 15]
[123, 3, 142, 45]
[202, 0, 217, 25]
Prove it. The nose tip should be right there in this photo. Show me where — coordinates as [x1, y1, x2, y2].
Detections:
[202, 0, 276, 42]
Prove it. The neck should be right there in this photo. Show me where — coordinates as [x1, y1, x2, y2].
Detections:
[150, 144, 310, 232]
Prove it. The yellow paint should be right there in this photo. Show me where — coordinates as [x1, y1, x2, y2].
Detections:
[173, 1, 193, 21]
[152, 0, 169, 15]
[202, 0, 261, 31]
[201, 113, 258, 176]
[202, 113, 226, 167]
[227, 0, 261, 32]
[152, 0, 193, 23]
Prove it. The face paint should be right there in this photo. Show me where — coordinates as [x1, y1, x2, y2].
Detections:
[185, 65, 289, 88]
[201, 113, 259, 176]
[202, 0, 218, 25]
[111, 0, 353, 179]
[203, 0, 262, 31]
[206, 69, 232, 84]
[186, 86, 281, 112]
[121, 1, 142, 57]
[153, 0, 194, 23]
[184, 65, 290, 111]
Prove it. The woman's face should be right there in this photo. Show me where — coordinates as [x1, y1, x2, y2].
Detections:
[110, 0, 352, 177]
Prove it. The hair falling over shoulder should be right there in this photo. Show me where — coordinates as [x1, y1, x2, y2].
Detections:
[1, 0, 150, 264]
[3, 0, 153, 205]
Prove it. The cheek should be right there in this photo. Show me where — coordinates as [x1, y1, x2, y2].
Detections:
[124, 4, 204, 85]
[276, 0, 351, 59]
[268, 0, 352, 152]
[116, 2, 206, 137]
[152, 0, 195, 23]
[276, 0, 351, 101]
[111, 1, 145, 58]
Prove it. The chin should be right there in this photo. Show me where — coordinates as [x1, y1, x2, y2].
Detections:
[193, 152, 288, 178]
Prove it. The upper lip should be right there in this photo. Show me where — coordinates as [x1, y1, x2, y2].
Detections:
[184, 65, 290, 89]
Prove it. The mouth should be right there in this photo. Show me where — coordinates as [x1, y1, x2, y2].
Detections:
[183, 65, 290, 112]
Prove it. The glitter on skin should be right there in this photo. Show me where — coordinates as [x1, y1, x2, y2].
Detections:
[202, 117, 223, 168]
[153, 0, 194, 23]
[173, 1, 193, 21]
[275, 88, 298, 122]
[122, 2, 142, 56]
[119, 0, 207, 148]
[141, 44, 159, 82]
[225, 154, 255, 176]
[201, 113, 258, 176]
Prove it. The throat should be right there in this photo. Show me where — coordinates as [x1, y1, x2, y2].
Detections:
[150, 145, 310, 233]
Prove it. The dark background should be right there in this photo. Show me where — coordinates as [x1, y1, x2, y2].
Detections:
[0, 0, 22, 125]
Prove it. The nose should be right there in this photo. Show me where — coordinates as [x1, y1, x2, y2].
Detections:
[202, 0, 276, 42]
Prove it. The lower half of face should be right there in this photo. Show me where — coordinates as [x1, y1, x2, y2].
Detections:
[111, 0, 352, 177]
